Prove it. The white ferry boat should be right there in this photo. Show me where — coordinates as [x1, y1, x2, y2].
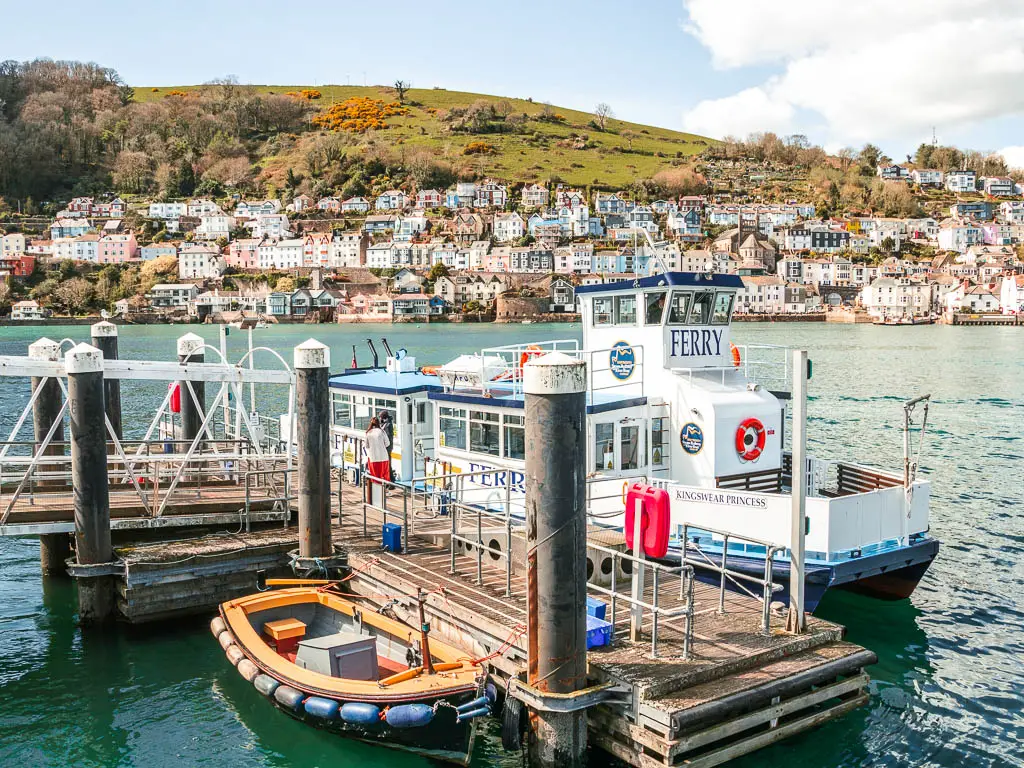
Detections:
[325, 272, 938, 610]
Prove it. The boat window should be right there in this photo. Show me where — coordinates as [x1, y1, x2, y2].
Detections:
[614, 295, 637, 325]
[712, 292, 734, 325]
[688, 291, 714, 325]
[439, 407, 467, 450]
[644, 292, 666, 325]
[651, 417, 668, 467]
[470, 410, 500, 456]
[593, 297, 613, 326]
[331, 392, 352, 428]
[620, 424, 645, 470]
[667, 291, 692, 324]
[595, 423, 614, 471]
[503, 414, 525, 460]
[353, 400, 373, 431]
[374, 397, 397, 414]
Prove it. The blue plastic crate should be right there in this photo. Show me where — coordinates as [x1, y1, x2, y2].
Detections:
[586, 597, 607, 621]
[586, 615, 612, 649]
[382, 523, 403, 553]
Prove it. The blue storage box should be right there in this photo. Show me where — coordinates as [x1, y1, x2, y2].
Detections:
[586, 597, 607, 620]
[382, 523, 403, 553]
[586, 615, 612, 649]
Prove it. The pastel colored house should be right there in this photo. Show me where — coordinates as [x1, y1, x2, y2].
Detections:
[342, 197, 371, 213]
[375, 190, 409, 211]
[97, 233, 138, 263]
[416, 189, 444, 209]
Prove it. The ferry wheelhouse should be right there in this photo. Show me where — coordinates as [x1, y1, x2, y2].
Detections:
[326, 273, 938, 610]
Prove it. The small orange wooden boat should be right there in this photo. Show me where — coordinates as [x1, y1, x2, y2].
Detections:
[211, 586, 489, 764]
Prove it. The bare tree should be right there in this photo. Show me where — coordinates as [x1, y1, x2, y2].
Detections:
[594, 102, 613, 130]
[393, 80, 410, 104]
[621, 129, 636, 151]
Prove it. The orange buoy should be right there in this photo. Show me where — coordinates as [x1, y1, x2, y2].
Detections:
[519, 344, 543, 368]
[730, 342, 742, 369]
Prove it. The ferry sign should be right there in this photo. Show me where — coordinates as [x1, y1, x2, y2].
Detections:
[609, 341, 635, 380]
[664, 326, 731, 369]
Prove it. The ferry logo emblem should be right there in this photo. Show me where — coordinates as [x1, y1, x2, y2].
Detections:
[680, 423, 704, 455]
[609, 341, 635, 381]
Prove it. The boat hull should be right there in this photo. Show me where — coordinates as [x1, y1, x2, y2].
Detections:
[667, 536, 939, 612]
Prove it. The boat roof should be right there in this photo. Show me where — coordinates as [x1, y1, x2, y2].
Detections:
[575, 271, 743, 295]
[429, 386, 646, 415]
[328, 369, 441, 395]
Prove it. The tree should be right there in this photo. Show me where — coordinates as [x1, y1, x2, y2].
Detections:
[393, 80, 410, 104]
[0, 281, 10, 314]
[621, 129, 636, 151]
[880, 236, 896, 254]
[275, 276, 296, 292]
[429, 262, 450, 281]
[53, 277, 95, 314]
[112, 151, 154, 193]
[594, 103, 613, 131]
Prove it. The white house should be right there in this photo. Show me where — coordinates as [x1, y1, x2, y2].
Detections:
[937, 219, 983, 253]
[735, 276, 786, 313]
[520, 184, 548, 208]
[911, 169, 943, 187]
[249, 214, 291, 239]
[257, 238, 303, 270]
[10, 300, 47, 320]
[329, 232, 367, 268]
[493, 212, 525, 242]
[148, 202, 188, 219]
[178, 247, 226, 280]
[945, 170, 977, 194]
[148, 283, 200, 310]
[999, 274, 1024, 314]
[195, 214, 235, 240]
[366, 242, 396, 269]
[188, 199, 223, 217]
[341, 197, 371, 213]
[982, 177, 1015, 197]
[860, 276, 934, 319]
[376, 190, 408, 211]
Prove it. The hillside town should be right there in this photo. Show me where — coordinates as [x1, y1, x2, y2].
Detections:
[2, 166, 1024, 323]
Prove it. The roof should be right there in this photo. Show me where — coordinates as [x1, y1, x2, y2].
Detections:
[575, 272, 743, 295]
[329, 369, 441, 396]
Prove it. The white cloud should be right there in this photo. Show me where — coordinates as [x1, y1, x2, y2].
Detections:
[680, 0, 1024, 145]
[998, 146, 1024, 170]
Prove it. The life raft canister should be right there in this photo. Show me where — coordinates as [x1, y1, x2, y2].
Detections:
[624, 483, 671, 559]
[519, 344, 543, 368]
[735, 418, 766, 462]
[730, 342, 742, 369]
[169, 382, 181, 413]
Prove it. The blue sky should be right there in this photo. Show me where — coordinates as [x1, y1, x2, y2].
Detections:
[6, 0, 1024, 164]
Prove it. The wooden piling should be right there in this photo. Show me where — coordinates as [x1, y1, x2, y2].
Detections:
[29, 338, 70, 576]
[67, 343, 114, 624]
[295, 339, 331, 558]
[91, 321, 122, 441]
[523, 351, 588, 768]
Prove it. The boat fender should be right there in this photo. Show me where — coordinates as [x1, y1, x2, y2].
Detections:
[624, 483, 671, 559]
[236, 659, 260, 682]
[210, 617, 226, 637]
[456, 705, 491, 723]
[385, 703, 434, 729]
[217, 631, 235, 651]
[455, 696, 491, 714]
[253, 675, 280, 697]
[304, 696, 341, 720]
[274, 685, 306, 712]
[485, 682, 499, 704]
[501, 696, 524, 752]
[225, 645, 246, 666]
[340, 702, 381, 725]
[730, 342, 742, 369]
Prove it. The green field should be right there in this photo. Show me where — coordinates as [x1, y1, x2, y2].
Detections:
[138, 85, 714, 188]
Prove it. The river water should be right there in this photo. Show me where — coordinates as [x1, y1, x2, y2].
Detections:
[0, 322, 1020, 767]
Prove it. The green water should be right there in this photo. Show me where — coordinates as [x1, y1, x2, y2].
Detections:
[0, 322, 1021, 767]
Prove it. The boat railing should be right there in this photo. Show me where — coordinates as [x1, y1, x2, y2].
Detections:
[670, 343, 792, 395]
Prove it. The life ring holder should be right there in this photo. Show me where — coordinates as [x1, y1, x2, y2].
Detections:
[735, 417, 766, 462]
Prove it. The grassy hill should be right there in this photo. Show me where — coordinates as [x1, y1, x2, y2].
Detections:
[138, 85, 713, 188]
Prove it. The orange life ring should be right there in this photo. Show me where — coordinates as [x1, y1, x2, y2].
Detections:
[519, 344, 543, 368]
[730, 343, 741, 369]
[735, 417, 766, 462]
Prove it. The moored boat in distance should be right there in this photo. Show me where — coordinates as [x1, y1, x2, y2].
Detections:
[321, 271, 939, 612]
[212, 586, 488, 764]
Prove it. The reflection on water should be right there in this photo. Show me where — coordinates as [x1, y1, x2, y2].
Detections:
[0, 322, 1021, 767]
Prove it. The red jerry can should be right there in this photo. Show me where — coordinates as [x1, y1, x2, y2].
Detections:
[169, 382, 181, 414]
[624, 483, 671, 559]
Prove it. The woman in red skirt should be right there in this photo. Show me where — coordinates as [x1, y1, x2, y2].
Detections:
[365, 417, 391, 483]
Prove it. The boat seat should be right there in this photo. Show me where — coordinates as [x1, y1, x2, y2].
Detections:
[263, 618, 306, 642]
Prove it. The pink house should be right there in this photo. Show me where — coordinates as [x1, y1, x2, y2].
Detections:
[227, 238, 260, 269]
[317, 197, 341, 212]
[97, 233, 138, 263]
[303, 233, 331, 267]
[483, 248, 511, 272]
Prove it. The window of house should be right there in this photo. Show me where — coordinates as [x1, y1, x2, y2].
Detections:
[688, 291, 714, 324]
[667, 291, 692, 324]
[644, 292, 666, 325]
[712, 292, 735, 325]
[503, 414, 525, 460]
[615, 295, 637, 325]
[593, 297, 613, 325]
[595, 423, 615, 471]
[439, 407, 467, 450]
[469, 410, 500, 456]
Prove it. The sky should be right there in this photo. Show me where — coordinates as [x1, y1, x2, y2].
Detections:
[5, 0, 1024, 165]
